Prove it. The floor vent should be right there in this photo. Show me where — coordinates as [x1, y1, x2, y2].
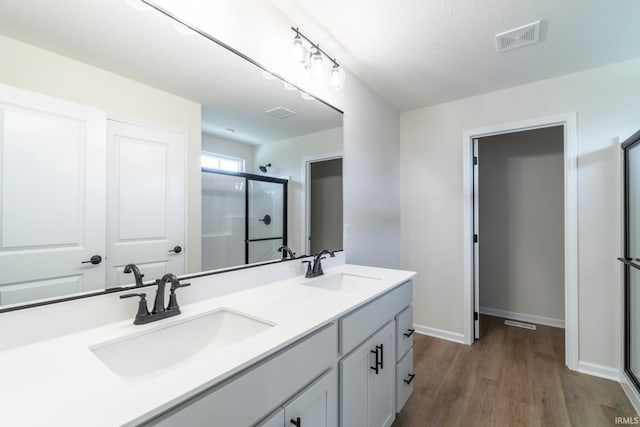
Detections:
[495, 20, 542, 53]
[266, 106, 296, 119]
[505, 320, 537, 330]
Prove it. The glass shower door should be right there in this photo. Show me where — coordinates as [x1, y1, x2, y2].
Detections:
[201, 172, 246, 270]
[622, 131, 640, 390]
[247, 178, 287, 264]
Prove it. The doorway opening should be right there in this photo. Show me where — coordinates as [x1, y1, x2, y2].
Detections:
[304, 156, 343, 255]
[474, 126, 564, 338]
[462, 114, 578, 370]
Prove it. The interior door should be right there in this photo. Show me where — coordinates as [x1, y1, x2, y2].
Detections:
[473, 138, 480, 339]
[247, 178, 285, 264]
[106, 120, 186, 287]
[0, 84, 106, 305]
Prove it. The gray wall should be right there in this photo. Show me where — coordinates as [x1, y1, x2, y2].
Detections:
[478, 126, 565, 322]
[310, 158, 343, 254]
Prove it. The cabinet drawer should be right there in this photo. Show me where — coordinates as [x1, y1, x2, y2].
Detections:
[395, 348, 414, 412]
[144, 323, 338, 427]
[340, 280, 412, 356]
[395, 305, 414, 359]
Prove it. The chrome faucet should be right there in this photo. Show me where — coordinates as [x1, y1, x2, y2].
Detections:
[278, 245, 296, 260]
[123, 263, 145, 287]
[120, 273, 191, 324]
[302, 249, 335, 278]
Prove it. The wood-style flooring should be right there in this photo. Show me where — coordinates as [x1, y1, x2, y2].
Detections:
[392, 315, 637, 427]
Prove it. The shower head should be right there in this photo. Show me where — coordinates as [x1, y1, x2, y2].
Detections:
[259, 163, 271, 173]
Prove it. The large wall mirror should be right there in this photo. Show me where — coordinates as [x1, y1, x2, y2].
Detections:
[0, 0, 343, 310]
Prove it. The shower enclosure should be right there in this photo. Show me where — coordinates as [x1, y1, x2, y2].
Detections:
[621, 129, 640, 392]
[201, 170, 287, 271]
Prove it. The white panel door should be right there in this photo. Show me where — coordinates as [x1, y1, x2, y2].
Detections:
[0, 84, 106, 305]
[106, 120, 186, 287]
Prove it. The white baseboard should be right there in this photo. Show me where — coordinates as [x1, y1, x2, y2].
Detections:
[621, 370, 640, 415]
[413, 323, 466, 344]
[479, 306, 565, 329]
[577, 361, 620, 381]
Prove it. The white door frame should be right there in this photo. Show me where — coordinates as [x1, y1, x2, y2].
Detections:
[302, 152, 343, 255]
[462, 113, 578, 371]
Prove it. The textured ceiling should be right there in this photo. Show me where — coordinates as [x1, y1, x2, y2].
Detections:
[268, 0, 640, 111]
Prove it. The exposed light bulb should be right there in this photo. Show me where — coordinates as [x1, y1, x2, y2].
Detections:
[126, 0, 152, 12]
[283, 82, 297, 91]
[292, 34, 307, 65]
[329, 64, 346, 92]
[262, 70, 276, 80]
[310, 47, 324, 80]
[173, 21, 196, 36]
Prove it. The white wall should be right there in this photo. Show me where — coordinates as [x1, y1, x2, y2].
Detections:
[254, 127, 343, 256]
[202, 133, 256, 173]
[0, 34, 203, 273]
[400, 58, 640, 370]
[156, 0, 402, 269]
[478, 127, 565, 323]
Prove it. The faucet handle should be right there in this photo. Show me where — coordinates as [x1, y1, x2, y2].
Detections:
[301, 260, 312, 277]
[167, 283, 190, 312]
[119, 293, 150, 324]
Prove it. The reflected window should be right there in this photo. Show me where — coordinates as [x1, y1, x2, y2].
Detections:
[201, 152, 244, 173]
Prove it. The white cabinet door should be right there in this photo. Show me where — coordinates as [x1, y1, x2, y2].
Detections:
[368, 322, 395, 427]
[340, 321, 395, 427]
[0, 84, 106, 305]
[106, 120, 186, 287]
[340, 343, 369, 427]
[284, 369, 338, 427]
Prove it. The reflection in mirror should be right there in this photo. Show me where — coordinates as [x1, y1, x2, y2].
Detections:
[0, 0, 343, 310]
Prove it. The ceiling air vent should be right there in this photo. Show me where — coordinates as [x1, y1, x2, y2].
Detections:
[266, 106, 296, 119]
[495, 20, 541, 53]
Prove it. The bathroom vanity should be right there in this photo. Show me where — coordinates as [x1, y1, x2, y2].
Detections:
[0, 261, 415, 426]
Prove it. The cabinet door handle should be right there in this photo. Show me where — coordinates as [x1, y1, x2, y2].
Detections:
[290, 417, 301, 427]
[370, 347, 380, 374]
[404, 373, 416, 385]
[403, 328, 415, 338]
[378, 344, 384, 369]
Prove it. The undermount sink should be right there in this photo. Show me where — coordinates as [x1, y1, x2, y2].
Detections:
[90, 308, 274, 380]
[302, 272, 383, 294]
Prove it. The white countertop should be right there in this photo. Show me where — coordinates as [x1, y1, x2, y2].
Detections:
[0, 264, 415, 426]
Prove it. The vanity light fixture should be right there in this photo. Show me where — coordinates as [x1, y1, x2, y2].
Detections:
[290, 27, 346, 92]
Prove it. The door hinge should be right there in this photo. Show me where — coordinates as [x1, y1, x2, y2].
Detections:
[473, 156, 478, 166]
[473, 234, 478, 243]
[474, 312, 479, 321]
